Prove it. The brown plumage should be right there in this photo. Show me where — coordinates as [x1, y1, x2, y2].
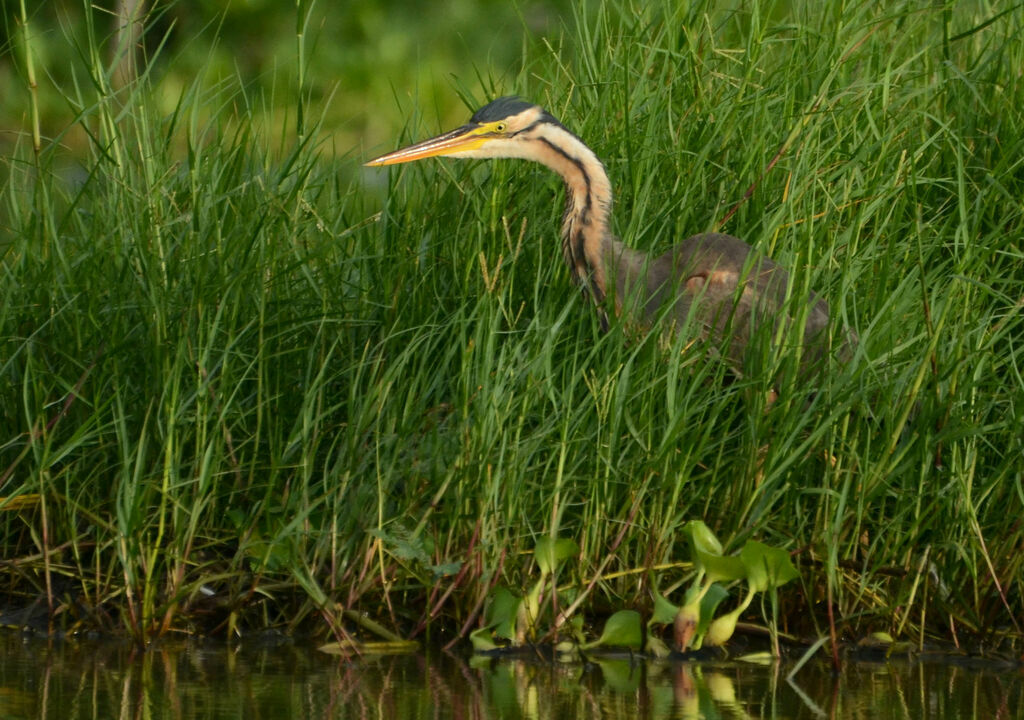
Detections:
[366, 96, 853, 376]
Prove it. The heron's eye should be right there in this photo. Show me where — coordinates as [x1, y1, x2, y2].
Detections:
[494, 122, 507, 133]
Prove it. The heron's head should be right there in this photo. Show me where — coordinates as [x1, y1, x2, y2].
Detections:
[365, 97, 563, 166]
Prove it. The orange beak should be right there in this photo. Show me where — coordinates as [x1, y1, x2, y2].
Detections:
[365, 124, 487, 166]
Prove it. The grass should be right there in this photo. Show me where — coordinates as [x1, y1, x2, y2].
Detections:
[1, 0, 1022, 655]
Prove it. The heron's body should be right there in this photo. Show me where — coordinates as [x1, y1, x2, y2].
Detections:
[367, 96, 849, 374]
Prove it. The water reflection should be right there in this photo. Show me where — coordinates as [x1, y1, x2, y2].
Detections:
[0, 633, 1019, 719]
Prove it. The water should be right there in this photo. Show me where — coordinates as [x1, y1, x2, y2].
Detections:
[0, 633, 1019, 719]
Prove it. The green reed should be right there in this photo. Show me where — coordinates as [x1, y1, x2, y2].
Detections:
[0, 0, 1021, 654]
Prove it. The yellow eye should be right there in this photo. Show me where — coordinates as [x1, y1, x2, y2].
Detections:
[494, 122, 507, 133]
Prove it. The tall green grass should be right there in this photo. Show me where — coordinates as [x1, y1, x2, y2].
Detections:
[1, 0, 1022, 653]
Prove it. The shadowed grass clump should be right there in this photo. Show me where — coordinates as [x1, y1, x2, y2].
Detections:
[1, 0, 1022, 655]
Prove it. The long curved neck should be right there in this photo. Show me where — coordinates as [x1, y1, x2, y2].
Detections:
[549, 128, 614, 299]
[522, 125, 610, 295]
[525, 123, 648, 321]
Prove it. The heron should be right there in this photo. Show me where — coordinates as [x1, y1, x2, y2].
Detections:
[366, 96, 853, 377]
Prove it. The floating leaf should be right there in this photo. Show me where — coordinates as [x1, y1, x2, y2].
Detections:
[583, 610, 643, 650]
[735, 651, 776, 665]
[318, 640, 418, 656]
[534, 537, 579, 575]
[740, 541, 799, 592]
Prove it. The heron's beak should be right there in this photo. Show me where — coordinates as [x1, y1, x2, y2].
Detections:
[365, 124, 488, 166]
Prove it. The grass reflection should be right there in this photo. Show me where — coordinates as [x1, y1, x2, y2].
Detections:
[1, 634, 1020, 720]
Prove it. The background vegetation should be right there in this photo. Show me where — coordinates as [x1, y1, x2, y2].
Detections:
[1, 0, 1021, 656]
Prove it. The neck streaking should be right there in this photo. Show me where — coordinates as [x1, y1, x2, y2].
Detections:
[527, 123, 615, 304]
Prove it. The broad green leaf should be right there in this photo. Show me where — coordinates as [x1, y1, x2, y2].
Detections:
[683, 522, 745, 583]
[695, 550, 747, 584]
[583, 610, 643, 649]
[650, 589, 679, 626]
[534, 537, 579, 575]
[696, 583, 729, 636]
[683, 521, 723, 559]
[485, 586, 521, 642]
[740, 541, 799, 592]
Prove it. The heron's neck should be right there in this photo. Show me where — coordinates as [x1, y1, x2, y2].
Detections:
[530, 125, 618, 301]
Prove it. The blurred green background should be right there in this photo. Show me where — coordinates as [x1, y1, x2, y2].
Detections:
[1, 0, 576, 163]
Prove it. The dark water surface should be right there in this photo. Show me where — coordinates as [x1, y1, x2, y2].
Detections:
[0, 633, 1020, 719]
